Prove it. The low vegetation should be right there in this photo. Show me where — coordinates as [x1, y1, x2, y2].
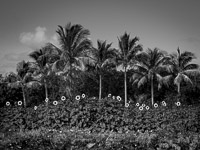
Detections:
[1, 95, 200, 149]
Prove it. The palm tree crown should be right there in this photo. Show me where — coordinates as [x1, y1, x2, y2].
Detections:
[52, 22, 92, 97]
[163, 48, 199, 96]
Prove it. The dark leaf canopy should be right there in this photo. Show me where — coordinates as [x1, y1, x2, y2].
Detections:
[16, 60, 33, 79]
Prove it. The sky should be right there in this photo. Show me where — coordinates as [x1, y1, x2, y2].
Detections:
[0, 0, 200, 75]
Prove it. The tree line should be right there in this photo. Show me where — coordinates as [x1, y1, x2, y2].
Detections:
[0, 22, 200, 108]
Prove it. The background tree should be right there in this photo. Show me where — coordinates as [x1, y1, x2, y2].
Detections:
[162, 48, 199, 100]
[52, 22, 92, 98]
[7, 61, 41, 107]
[87, 40, 117, 100]
[29, 43, 61, 103]
[0, 72, 22, 107]
[116, 32, 142, 105]
[131, 48, 167, 106]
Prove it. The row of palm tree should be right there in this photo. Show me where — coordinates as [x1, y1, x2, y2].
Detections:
[3, 22, 199, 108]
[132, 48, 199, 105]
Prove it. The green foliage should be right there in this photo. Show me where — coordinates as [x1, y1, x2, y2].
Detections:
[1, 128, 200, 149]
[0, 83, 23, 107]
[1, 96, 200, 135]
[1, 97, 200, 149]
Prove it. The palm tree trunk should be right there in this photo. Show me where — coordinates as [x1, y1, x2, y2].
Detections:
[177, 83, 180, 101]
[69, 63, 72, 99]
[124, 67, 127, 106]
[151, 75, 154, 106]
[44, 79, 48, 105]
[22, 86, 26, 108]
[177, 83, 180, 94]
[99, 74, 102, 100]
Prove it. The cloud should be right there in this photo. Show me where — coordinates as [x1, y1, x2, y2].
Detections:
[20, 27, 47, 49]
[20, 26, 59, 49]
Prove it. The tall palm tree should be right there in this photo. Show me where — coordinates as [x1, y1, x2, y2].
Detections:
[162, 48, 199, 99]
[29, 43, 61, 103]
[52, 22, 92, 97]
[117, 32, 142, 105]
[87, 40, 117, 100]
[7, 61, 41, 107]
[131, 48, 167, 106]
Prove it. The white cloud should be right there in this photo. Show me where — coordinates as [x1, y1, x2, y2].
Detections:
[20, 26, 47, 49]
[20, 26, 59, 49]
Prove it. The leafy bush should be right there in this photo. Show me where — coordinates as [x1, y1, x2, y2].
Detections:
[1, 128, 200, 150]
[1, 96, 200, 135]
[1, 96, 200, 149]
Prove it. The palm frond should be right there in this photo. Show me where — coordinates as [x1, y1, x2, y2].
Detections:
[57, 25, 68, 51]
[8, 81, 22, 89]
[180, 51, 195, 59]
[184, 69, 200, 77]
[137, 76, 148, 88]
[182, 74, 193, 85]
[73, 39, 92, 56]
[26, 81, 42, 88]
[155, 73, 163, 83]
[128, 36, 139, 51]
[174, 73, 182, 86]
[183, 63, 199, 71]
[161, 75, 173, 87]
[127, 45, 143, 61]
[52, 59, 66, 72]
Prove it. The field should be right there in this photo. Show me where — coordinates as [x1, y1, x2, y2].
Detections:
[1, 96, 200, 150]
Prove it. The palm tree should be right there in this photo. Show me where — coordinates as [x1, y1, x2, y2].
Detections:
[131, 48, 167, 106]
[7, 61, 41, 107]
[29, 43, 61, 103]
[117, 32, 142, 105]
[87, 40, 117, 100]
[162, 47, 199, 99]
[52, 22, 92, 97]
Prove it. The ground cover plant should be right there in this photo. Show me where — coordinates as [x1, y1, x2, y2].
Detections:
[1, 95, 200, 149]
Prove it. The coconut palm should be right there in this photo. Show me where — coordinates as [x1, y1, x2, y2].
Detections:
[116, 32, 142, 105]
[87, 40, 117, 100]
[162, 47, 199, 98]
[7, 61, 41, 107]
[131, 48, 167, 106]
[52, 22, 92, 97]
[29, 43, 61, 103]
